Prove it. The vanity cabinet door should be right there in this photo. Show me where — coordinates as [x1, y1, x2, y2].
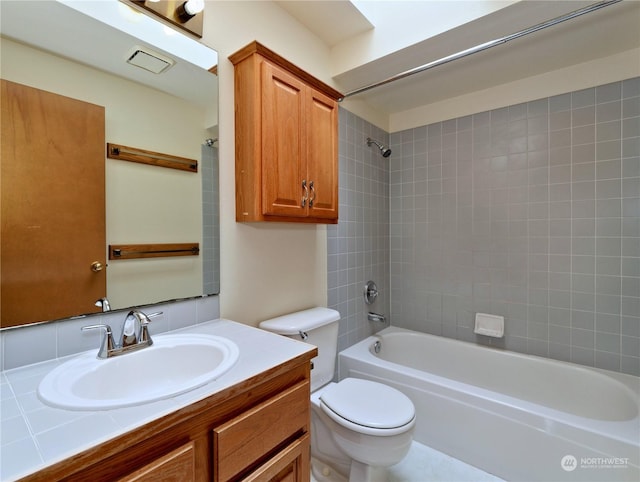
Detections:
[243, 433, 310, 482]
[118, 442, 196, 481]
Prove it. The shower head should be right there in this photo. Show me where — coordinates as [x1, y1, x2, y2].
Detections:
[205, 138, 218, 147]
[367, 137, 391, 158]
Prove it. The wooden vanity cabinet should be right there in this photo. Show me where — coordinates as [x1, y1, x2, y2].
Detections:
[229, 41, 342, 224]
[20, 352, 316, 482]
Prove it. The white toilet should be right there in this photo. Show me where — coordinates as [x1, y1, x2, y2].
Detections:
[260, 307, 415, 482]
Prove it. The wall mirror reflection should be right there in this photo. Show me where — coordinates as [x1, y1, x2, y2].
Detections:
[0, 0, 220, 329]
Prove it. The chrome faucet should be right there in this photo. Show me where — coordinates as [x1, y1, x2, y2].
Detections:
[82, 309, 162, 359]
[120, 310, 156, 347]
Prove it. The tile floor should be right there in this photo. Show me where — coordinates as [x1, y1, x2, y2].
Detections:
[311, 441, 504, 482]
[388, 441, 504, 482]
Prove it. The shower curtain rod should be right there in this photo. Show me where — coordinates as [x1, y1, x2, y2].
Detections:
[339, 0, 622, 101]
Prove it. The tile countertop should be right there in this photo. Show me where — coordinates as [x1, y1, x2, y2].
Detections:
[0, 319, 315, 481]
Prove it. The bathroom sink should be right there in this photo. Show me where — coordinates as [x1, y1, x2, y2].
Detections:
[38, 333, 239, 410]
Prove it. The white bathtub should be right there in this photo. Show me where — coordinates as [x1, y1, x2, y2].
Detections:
[338, 326, 640, 482]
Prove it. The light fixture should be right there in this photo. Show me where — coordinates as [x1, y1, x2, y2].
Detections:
[126, 0, 205, 38]
[176, 0, 204, 21]
[61, 1, 216, 68]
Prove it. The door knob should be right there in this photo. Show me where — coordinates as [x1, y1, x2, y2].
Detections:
[91, 261, 104, 272]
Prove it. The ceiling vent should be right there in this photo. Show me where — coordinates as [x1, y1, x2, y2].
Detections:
[126, 46, 174, 74]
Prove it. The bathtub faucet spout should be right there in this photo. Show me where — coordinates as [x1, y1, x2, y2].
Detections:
[368, 312, 386, 323]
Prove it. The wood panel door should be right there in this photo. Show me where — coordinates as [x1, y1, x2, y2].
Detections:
[306, 88, 338, 220]
[1, 80, 106, 328]
[243, 434, 310, 482]
[261, 61, 307, 218]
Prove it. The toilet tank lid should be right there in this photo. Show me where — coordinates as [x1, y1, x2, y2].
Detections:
[259, 307, 340, 335]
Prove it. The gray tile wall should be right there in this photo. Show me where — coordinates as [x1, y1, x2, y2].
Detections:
[202, 144, 220, 295]
[389, 77, 640, 375]
[328, 108, 390, 353]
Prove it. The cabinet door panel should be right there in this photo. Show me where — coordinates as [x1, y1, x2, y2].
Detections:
[118, 442, 196, 481]
[242, 433, 310, 482]
[261, 62, 306, 217]
[306, 89, 338, 220]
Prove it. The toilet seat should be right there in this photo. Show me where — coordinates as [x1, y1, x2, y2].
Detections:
[319, 378, 415, 436]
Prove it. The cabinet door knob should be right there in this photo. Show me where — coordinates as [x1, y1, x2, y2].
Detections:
[91, 261, 104, 272]
[309, 180, 316, 207]
[301, 179, 309, 207]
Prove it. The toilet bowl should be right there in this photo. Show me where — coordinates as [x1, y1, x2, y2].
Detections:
[313, 378, 415, 481]
[260, 308, 415, 482]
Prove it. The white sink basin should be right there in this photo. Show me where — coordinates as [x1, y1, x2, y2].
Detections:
[38, 333, 239, 410]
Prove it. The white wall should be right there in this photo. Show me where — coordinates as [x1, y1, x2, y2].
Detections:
[200, 1, 336, 325]
[333, 0, 517, 77]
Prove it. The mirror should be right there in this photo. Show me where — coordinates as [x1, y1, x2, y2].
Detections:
[0, 0, 219, 328]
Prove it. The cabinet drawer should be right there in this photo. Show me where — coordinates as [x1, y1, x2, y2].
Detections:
[214, 381, 309, 481]
[119, 442, 195, 481]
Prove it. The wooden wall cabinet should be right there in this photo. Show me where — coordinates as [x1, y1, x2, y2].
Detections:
[21, 354, 315, 482]
[230, 41, 342, 224]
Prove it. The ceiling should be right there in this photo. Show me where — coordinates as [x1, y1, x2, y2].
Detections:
[278, 0, 640, 117]
[2, 1, 638, 122]
[274, 0, 373, 47]
[0, 0, 217, 108]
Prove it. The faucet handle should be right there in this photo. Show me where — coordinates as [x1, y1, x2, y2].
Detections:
[94, 297, 111, 312]
[82, 324, 115, 359]
[138, 311, 162, 345]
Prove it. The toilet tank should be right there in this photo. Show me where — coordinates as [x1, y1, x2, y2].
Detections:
[259, 307, 340, 392]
